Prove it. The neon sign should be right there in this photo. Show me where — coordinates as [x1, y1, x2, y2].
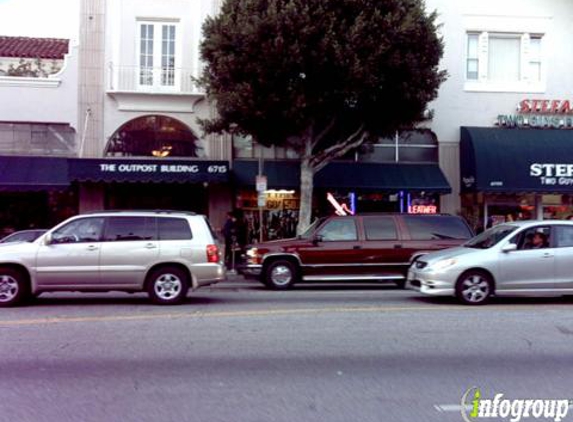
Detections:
[408, 205, 437, 214]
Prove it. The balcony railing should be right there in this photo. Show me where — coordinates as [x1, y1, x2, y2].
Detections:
[107, 64, 204, 95]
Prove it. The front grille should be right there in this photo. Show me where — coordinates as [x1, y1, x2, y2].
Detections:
[414, 261, 427, 269]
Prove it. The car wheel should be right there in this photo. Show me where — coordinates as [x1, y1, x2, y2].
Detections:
[0, 267, 29, 307]
[455, 270, 493, 305]
[264, 260, 298, 290]
[146, 266, 189, 305]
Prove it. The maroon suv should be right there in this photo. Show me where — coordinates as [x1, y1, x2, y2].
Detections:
[239, 214, 473, 289]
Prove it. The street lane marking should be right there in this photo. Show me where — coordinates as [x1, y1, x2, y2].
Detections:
[0, 305, 470, 326]
[0, 303, 572, 327]
[435, 403, 573, 413]
[435, 404, 472, 412]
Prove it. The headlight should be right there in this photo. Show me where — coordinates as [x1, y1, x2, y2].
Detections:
[430, 258, 457, 271]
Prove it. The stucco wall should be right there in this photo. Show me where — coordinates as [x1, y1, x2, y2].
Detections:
[425, 0, 573, 213]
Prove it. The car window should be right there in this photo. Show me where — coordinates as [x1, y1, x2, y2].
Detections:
[1, 232, 35, 243]
[403, 216, 472, 240]
[318, 219, 358, 242]
[465, 224, 517, 249]
[52, 217, 105, 243]
[363, 217, 397, 240]
[511, 226, 551, 250]
[554, 226, 573, 248]
[158, 217, 192, 240]
[103, 217, 155, 241]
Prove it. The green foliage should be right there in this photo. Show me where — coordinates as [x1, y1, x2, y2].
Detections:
[200, 0, 446, 152]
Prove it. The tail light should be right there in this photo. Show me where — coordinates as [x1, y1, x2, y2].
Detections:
[206, 244, 220, 263]
[246, 247, 262, 265]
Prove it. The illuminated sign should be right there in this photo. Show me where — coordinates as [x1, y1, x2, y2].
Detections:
[327, 192, 354, 216]
[496, 99, 573, 129]
[408, 205, 437, 214]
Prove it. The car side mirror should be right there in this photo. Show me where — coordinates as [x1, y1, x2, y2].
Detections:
[312, 234, 323, 245]
[44, 233, 53, 245]
[501, 243, 517, 253]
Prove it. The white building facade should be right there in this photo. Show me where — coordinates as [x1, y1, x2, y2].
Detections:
[77, 0, 231, 230]
[426, 0, 573, 230]
[0, 37, 79, 233]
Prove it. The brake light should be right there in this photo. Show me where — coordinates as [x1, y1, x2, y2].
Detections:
[246, 247, 262, 265]
[206, 244, 220, 263]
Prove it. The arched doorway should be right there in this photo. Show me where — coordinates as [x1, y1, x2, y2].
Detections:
[105, 115, 201, 157]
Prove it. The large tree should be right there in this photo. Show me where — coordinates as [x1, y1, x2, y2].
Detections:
[200, 0, 446, 234]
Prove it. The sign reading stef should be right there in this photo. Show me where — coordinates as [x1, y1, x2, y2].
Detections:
[496, 98, 573, 129]
[69, 159, 229, 183]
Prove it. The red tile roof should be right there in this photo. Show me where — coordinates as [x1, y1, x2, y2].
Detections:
[0, 36, 69, 59]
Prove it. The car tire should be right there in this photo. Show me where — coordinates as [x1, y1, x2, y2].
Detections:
[455, 270, 493, 305]
[0, 267, 29, 307]
[146, 266, 189, 305]
[264, 260, 298, 290]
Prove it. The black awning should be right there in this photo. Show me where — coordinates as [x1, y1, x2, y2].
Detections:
[233, 160, 451, 192]
[315, 162, 451, 192]
[233, 160, 300, 188]
[0, 155, 70, 191]
[461, 127, 573, 193]
[69, 159, 229, 183]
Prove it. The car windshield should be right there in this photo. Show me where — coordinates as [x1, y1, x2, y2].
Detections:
[299, 217, 326, 239]
[464, 224, 518, 249]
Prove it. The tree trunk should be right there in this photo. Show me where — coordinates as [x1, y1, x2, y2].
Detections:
[297, 156, 314, 235]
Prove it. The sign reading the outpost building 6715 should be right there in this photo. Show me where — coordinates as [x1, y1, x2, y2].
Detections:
[496, 99, 573, 129]
[69, 159, 229, 183]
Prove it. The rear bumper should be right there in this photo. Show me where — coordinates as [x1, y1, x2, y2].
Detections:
[193, 264, 226, 288]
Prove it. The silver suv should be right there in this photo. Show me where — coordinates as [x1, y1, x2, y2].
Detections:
[0, 211, 225, 306]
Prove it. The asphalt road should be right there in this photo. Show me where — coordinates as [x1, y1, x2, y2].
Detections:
[1, 278, 573, 422]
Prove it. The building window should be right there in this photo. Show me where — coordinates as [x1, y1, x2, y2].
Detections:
[105, 115, 200, 157]
[488, 35, 521, 82]
[465, 32, 544, 92]
[466, 33, 479, 80]
[357, 130, 438, 164]
[137, 21, 178, 89]
[529, 36, 542, 82]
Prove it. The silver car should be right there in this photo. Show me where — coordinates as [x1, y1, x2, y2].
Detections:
[0, 211, 225, 307]
[407, 220, 573, 305]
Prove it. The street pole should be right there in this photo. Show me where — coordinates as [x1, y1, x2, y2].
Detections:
[258, 144, 264, 243]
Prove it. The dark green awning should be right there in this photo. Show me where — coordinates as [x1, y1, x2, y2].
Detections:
[0, 155, 70, 191]
[233, 160, 451, 192]
[461, 127, 573, 193]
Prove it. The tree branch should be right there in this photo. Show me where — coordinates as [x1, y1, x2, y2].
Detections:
[310, 124, 367, 172]
[310, 117, 337, 150]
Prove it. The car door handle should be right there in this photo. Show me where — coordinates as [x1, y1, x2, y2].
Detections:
[86, 245, 98, 251]
[353, 245, 362, 250]
[394, 244, 402, 249]
[145, 243, 158, 249]
[542, 253, 553, 258]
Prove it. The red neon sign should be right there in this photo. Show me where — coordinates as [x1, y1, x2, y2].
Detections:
[408, 205, 437, 214]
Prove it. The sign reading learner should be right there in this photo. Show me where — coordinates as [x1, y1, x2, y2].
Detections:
[69, 159, 229, 183]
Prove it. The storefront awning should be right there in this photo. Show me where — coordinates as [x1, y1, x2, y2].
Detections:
[461, 127, 573, 193]
[0, 155, 70, 191]
[233, 160, 451, 192]
[233, 160, 300, 189]
[69, 159, 229, 183]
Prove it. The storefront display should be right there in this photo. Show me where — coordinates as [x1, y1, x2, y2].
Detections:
[236, 190, 300, 242]
[461, 127, 573, 231]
